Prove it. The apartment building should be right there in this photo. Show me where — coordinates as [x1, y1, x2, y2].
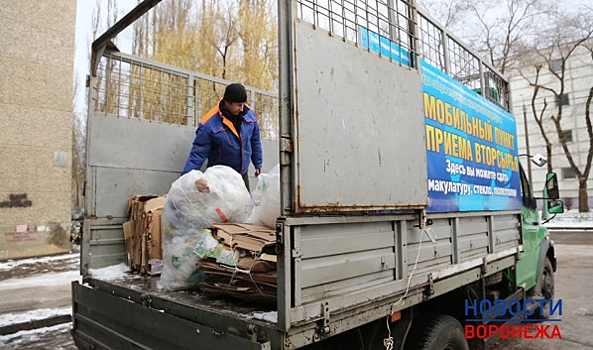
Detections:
[0, 1, 76, 259]
[508, 38, 593, 210]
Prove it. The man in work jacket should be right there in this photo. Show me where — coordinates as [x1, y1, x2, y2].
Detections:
[181, 83, 263, 191]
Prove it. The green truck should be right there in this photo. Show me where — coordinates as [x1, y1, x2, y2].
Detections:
[71, 0, 563, 349]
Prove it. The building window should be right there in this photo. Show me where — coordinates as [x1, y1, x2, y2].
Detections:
[560, 130, 573, 143]
[562, 167, 576, 180]
[550, 59, 563, 72]
[555, 93, 570, 106]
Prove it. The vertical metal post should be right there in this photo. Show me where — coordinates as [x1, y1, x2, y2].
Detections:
[186, 75, 195, 127]
[452, 218, 459, 264]
[478, 60, 486, 98]
[388, 0, 396, 44]
[278, 0, 294, 333]
[279, 0, 294, 217]
[408, 0, 419, 69]
[441, 27, 450, 75]
[523, 103, 533, 185]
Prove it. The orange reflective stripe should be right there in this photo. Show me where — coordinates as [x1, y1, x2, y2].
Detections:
[222, 117, 239, 138]
[200, 99, 242, 138]
[199, 102, 221, 125]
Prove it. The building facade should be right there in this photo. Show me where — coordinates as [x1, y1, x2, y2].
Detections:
[0, 1, 76, 259]
[508, 39, 593, 210]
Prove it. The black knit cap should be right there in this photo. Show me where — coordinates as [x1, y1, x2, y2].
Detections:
[223, 83, 247, 103]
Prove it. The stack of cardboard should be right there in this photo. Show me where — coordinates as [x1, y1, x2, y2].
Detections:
[195, 223, 277, 304]
[123, 195, 166, 275]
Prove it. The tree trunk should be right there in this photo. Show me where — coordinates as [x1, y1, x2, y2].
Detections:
[579, 177, 590, 213]
[546, 144, 553, 173]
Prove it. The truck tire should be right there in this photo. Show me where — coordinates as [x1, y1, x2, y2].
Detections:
[535, 257, 555, 318]
[405, 314, 468, 350]
[484, 271, 503, 286]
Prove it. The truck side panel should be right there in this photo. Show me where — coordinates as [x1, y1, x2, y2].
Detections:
[292, 22, 427, 213]
[276, 212, 521, 333]
[74, 212, 520, 350]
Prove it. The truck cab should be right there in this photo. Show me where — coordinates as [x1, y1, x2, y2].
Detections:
[517, 159, 562, 317]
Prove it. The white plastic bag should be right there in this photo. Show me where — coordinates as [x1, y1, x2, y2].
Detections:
[158, 165, 252, 291]
[162, 165, 253, 242]
[157, 233, 203, 291]
[248, 164, 280, 228]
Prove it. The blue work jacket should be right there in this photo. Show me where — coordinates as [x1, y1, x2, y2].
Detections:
[181, 102, 263, 176]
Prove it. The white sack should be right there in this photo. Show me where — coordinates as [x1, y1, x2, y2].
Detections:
[248, 164, 280, 228]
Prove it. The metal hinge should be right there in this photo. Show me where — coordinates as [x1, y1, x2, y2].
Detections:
[425, 273, 434, 298]
[322, 301, 330, 334]
[140, 293, 152, 307]
[275, 222, 284, 254]
[312, 301, 331, 342]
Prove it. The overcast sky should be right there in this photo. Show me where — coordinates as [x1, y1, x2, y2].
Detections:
[74, 0, 137, 113]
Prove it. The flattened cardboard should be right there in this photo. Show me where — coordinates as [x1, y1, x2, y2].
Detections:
[198, 259, 278, 286]
[198, 223, 278, 302]
[122, 220, 136, 267]
[259, 253, 277, 263]
[211, 223, 276, 252]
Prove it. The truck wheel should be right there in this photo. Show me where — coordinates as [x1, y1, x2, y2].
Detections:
[537, 257, 555, 318]
[484, 271, 503, 286]
[405, 314, 468, 350]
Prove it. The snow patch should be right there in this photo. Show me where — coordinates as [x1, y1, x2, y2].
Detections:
[0, 253, 79, 271]
[0, 307, 71, 327]
[89, 263, 132, 280]
[251, 311, 278, 323]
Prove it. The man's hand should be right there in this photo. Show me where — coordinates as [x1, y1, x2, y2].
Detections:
[255, 168, 262, 177]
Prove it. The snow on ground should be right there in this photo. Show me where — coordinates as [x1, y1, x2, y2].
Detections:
[0, 322, 74, 349]
[0, 270, 80, 290]
[0, 252, 80, 328]
[0, 254, 142, 328]
[543, 209, 593, 228]
[0, 252, 79, 272]
[0, 308, 72, 328]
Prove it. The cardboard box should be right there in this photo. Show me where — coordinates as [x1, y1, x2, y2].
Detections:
[123, 195, 166, 274]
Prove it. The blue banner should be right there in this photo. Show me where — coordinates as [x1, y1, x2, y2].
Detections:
[359, 27, 410, 66]
[421, 62, 521, 212]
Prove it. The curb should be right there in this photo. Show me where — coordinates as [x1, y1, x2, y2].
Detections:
[548, 227, 592, 232]
[0, 314, 71, 336]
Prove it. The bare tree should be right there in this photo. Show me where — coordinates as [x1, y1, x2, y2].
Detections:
[421, 0, 556, 74]
[417, 0, 470, 27]
[236, 0, 278, 91]
[522, 40, 593, 212]
[510, 3, 593, 212]
[524, 65, 554, 173]
[200, 2, 240, 80]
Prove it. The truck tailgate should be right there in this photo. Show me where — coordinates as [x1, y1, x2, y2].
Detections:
[72, 277, 279, 350]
